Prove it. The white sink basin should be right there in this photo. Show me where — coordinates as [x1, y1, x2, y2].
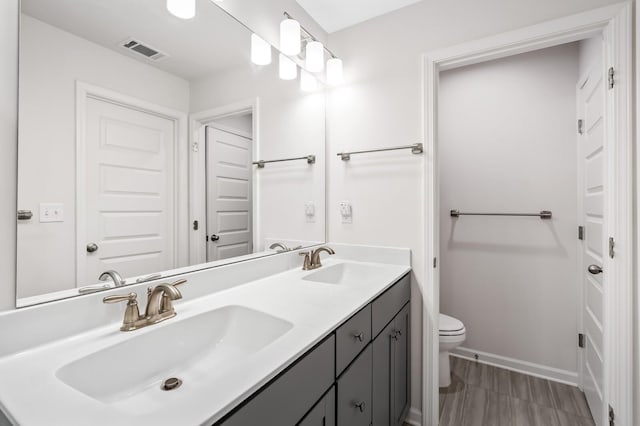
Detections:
[302, 262, 389, 285]
[56, 305, 292, 404]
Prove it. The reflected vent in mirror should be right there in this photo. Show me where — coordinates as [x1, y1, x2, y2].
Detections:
[120, 38, 168, 61]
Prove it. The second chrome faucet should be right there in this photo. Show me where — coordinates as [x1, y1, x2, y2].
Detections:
[300, 246, 335, 271]
[103, 279, 187, 332]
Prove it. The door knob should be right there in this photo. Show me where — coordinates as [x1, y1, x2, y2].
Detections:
[86, 243, 99, 253]
[210, 234, 220, 242]
[588, 264, 603, 275]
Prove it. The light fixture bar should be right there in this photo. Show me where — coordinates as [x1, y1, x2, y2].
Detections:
[283, 12, 338, 59]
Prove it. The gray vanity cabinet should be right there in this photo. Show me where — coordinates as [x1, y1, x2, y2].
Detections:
[298, 386, 336, 426]
[336, 344, 372, 426]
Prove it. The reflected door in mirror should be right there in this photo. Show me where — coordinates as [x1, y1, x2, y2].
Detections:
[206, 126, 253, 261]
[82, 95, 176, 284]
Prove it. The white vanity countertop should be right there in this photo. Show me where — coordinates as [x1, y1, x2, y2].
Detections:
[0, 256, 411, 426]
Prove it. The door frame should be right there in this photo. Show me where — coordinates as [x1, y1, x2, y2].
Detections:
[189, 98, 259, 265]
[75, 82, 189, 286]
[422, 3, 633, 425]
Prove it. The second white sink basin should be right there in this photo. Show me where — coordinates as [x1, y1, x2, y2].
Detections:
[302, 262, 388, 285]
[56, 305, 292, 405]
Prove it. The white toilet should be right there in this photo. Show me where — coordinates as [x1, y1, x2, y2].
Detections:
[439, 313, 466, 387]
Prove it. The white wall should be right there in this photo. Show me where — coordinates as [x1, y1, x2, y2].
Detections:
[439, 43, 580, 376]
[326, 0, 623, 419]
[17, 15, 190, 299]
[190, 65, 326, 251]
[0, 0, 18, 311]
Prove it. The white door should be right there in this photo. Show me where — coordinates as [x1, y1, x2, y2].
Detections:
[577, 56, 606, 425]
[83, 96, 176, 284]
[205, 126, 253, 261]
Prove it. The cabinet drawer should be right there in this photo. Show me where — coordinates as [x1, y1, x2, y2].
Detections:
[218, 335, 335, 426]
[298, 386, 335, 426]
[335, 304, 371, 376]
[337, 344, 372, 426]
[372, 273, 410, 337]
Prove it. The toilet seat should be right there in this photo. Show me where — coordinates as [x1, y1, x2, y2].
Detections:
[439, 313, 465, 336]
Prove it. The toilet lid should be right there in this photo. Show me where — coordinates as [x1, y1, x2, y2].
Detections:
[439, 314, 465, 335]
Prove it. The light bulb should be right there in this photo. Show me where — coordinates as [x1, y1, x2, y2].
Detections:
[300, 71, 317, 92]
[167, 0, 195, 19]
[305, 41, 324, 72]
[251, 34, 272, 65]
[326, 58, 343, 85]
[280, 19, 301, 56]
[279, 54, 297, 80]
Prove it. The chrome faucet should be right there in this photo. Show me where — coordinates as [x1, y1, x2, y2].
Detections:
[99, 270, 125, 287]
[103, 279, 187, 331]
[300, 246, 335, 270]
[269, 242, 289, 252]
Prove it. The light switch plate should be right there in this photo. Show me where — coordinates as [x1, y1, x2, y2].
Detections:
[304, 201, 316, 223]
[339, 201, 352, 224]
[40, 203, 64, 223]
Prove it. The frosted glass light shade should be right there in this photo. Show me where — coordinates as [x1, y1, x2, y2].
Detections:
[300, 71, 317, 92]
[279, 54, 297, 80]
[251, 34, 272, 65]
[305, 41, 324, 72]
[280, 19, 301, 56]
[326, 58, 343, 85]
[167, 0, 195, 19]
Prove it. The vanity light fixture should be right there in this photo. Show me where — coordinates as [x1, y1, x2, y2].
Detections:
[279, 54, 297, 80]
[166, 0, 195, 19]
[300, 71, 318, 92]
[305, 41, 324, 72]
[326, 57, 343, 85]
[251, 34, 272, 65]
[280, 18, 301, 56]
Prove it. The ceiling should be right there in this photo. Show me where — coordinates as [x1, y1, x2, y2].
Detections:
[295, 0, 423, 34]
[21, 0, 252, 81]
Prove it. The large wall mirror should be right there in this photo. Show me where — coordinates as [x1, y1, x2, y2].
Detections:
[16, 0, 326, 306]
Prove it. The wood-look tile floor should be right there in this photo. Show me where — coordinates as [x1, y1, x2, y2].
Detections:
[439, 357, 595, 426]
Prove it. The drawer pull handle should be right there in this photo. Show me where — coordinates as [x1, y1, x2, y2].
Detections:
[391, 330, 401, 340]
[353, 332, 365, 342]
[353, 401, 366, 412]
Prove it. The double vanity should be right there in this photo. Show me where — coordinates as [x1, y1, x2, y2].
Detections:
[0, 244, 411, 425]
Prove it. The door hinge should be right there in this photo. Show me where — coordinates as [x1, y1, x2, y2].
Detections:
[608, 67, 615, 89]
[609, 405, 615, 426]
[192, 142, 199, 152]
[577, 119, 584, 135]
[578, 226, 584, 240]
[206, 234, 209, 242]
[193, 220, 199, 231]
[578, 333, 585, 348]
[433, 257, 437, 268]
[609, 237, 615, 259]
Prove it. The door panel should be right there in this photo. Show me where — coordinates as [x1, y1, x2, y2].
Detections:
[577, 54, 606, 425]
[205, 127, 252, 261]
[84, 97, 176, 284]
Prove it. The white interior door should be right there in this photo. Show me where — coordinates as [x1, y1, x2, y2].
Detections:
[577, 56, 606, 425]
[83, 96, 176, 284]
[205, 126, 252, 261]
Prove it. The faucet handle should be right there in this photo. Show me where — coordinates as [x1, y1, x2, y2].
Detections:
[103, 292, 137, 304]
[299, 251, 312, 271]
[103, 292, 141, 332]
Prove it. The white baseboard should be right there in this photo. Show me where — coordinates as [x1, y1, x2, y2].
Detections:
[452, 346, 578, 386]
[404, 406, 422, 425]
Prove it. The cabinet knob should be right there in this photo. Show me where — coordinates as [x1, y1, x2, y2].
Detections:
[352, 332, 365, 342]
[353, 401, 366, 413]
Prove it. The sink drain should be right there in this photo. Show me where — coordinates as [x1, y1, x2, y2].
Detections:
[161, 377, 182, 391]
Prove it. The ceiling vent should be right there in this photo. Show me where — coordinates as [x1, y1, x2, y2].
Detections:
[120, 38, 168, 61]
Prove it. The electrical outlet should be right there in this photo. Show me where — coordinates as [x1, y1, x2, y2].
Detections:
[40, 203, 64, 223]
[339, 201, 352, 224]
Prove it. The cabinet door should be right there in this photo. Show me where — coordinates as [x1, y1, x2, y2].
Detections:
[372, 320, 395, 426]
[337, 344, 372, 426]
[392, 304, 410, 426]
[298, 386, 335, 426]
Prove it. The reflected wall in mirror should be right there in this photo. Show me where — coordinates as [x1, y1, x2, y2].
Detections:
[17, 0, 326, 306]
